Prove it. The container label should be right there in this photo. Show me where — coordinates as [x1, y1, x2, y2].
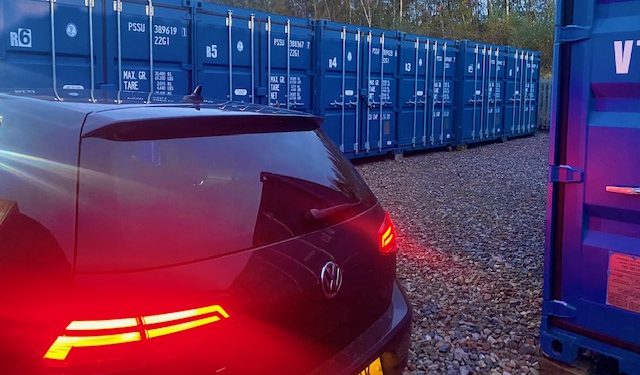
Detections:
[368, 79, 391, 102]
[433, 81, 451, 103]
[66, 23, 78, 38]
[9, 28, 32, 48]
[614, 40, 639, 75]
[607, 252, 640, 313]
[206, 45, 218, 59]
[269, 75, 303, 103]
[122, 70, 147, 91]
[154, 71, 175, 95]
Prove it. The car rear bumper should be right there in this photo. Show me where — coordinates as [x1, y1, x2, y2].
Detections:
[309, 280, 412, 375]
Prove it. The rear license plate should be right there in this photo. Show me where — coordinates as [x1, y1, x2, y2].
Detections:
[358, 357, 383, 375]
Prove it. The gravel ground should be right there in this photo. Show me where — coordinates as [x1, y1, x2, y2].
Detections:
[357, 133, 549, 375]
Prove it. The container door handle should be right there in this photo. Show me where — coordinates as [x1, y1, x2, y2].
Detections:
[227, 11, 233, 101]
[412, 38, 420, 146]
[146, 0, 155, 103]
[266, 17, 272, 106]
[430, 41, 438, 145]
[479, 45, 486, 140]
[340, 27, 347, 152]
[49, 0, 62, 101]
[354, 29, 361, 154]
[250, 15, 255, 103]
[378, 33, 385, 151]
[87, 0, 96, 102]
[440, 42, 448, 144]
[606, 186, 640, 196]
[422, 40, 430, 146]
[285, 19, 291, 109]
[492, 48, 500, 136]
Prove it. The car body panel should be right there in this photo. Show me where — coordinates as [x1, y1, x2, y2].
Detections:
[0, 93, 411, 374]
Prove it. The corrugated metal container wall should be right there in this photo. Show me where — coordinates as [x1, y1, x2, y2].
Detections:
[193, 2, 258, 103]
[257, 14, 314, 113]
[0, 0, 102, 100]
[456, 41, 506, 144]
[104, 0, 192, 102]
[505, 48, 538, 137]
[542, 1, 640, 373]
[313, 20, 362, 157]
[359, 28, 399, 157]
[397, 35, 458, 152]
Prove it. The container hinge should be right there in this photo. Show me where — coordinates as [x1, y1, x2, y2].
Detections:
[146, 4, 154, 17]
[542, 300, 577, 319]
[113, 0, 122, 12]
[549, 165, 584, 184]
[85, 0, 94, 7]
[557, 25, 591, 43]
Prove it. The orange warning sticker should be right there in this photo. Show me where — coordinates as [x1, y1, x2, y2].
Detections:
[607, 252, 640, 313]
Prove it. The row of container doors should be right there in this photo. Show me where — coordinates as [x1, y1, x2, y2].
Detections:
[457, 41, 540, 143]
[0, 0, 313, 108]
[0, 0, 540, 158]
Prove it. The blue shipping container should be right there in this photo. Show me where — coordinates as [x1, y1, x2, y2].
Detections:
[194, 2, 259, 103]
[0, 0, 103, 101]
[359, 28, 400, 157]
[504, 48, 539, 137]
[257, 13, 314, 113]
[456, 40, 506, 144]
[0, 0, 540, 160]
[542, 1, 640, 373]
[104, 0, 193, 102]
[397, 34, 457, 152]
[313, 20, 362, 156]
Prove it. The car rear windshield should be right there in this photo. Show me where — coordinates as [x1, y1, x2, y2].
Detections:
[76, 124, 376, 272]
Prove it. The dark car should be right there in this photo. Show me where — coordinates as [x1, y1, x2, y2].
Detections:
[0, 91, 411, 374]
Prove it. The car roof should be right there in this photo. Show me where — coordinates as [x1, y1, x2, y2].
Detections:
[0, 89, 315, 118]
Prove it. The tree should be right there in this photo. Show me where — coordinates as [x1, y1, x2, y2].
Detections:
[211, 0, 555, 74]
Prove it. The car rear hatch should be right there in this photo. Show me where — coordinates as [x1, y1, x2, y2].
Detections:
[61, 107, 396, 373]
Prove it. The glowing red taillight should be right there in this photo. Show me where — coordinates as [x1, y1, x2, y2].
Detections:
[44, 304, 230, 361]
[379, 212, 397, 255]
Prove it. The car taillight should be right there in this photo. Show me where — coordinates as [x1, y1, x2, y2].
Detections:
[379, 212, 397, 255]
[44, 304, 230, 361]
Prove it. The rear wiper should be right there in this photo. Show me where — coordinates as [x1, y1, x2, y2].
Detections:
[305, 201, 361, 221]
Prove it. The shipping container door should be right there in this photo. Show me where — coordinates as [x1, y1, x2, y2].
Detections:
[542, 1, 640, 372]
[458, 42, 505, 143]
[105, 0, 191, 102]
[360, 29, 398, 155]
[487, 46, 506, 139]
[429, 39, 455, 146]
[505, 48, 528, 136]
[0, 0, 101, 100]
[523, 52, 540, 133]
[314, 22, 361, 156]
[194, 3, 257, 102]
[397, 35, 430, 151]
[258, 15, 313, 113]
